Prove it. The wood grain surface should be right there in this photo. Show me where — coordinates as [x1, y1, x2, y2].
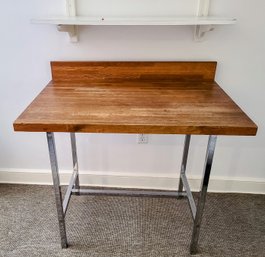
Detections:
[51, 61, 217, 83]
[13, 62, 257, 135]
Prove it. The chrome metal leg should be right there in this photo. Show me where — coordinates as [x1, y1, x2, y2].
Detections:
[46, 132, 68, 248]
[178, 135, 191, 196]
[70, 133, 80, 194]
[190, 135, 217, 254]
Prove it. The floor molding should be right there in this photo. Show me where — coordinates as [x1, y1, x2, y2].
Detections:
[0, 169, 264, 194]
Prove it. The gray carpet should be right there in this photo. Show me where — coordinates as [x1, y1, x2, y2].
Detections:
[0, 184, 265, 257]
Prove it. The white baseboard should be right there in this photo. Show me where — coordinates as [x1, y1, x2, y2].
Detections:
[0, 169, 264, 194]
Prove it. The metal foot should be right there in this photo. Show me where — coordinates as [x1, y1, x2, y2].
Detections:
[46, 132, 68, 248]
[178, 135, 191, 198]
[190, 135, 217, 254]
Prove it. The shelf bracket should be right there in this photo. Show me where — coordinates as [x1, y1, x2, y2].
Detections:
[194, 25, 214, 41]
[194, 0, 214, 41]
[57, 25, 78, 43]
[57, 0, 78, 42]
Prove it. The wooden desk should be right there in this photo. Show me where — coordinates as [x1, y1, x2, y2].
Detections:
[13, 62, 257, 254]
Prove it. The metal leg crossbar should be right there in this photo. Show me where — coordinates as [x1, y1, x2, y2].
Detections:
[46, 132, 217, 254]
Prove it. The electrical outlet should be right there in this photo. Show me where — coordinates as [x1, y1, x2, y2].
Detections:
[137, 134, 148, 144]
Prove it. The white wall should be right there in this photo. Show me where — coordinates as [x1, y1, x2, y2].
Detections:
[1, 0, 265, 193]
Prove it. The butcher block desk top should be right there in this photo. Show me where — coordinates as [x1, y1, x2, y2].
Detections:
[13, 62, 257, 135]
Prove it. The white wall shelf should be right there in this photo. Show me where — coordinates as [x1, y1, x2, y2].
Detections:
[33, 16, 236, 26]
[32, 0, 236, 42]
